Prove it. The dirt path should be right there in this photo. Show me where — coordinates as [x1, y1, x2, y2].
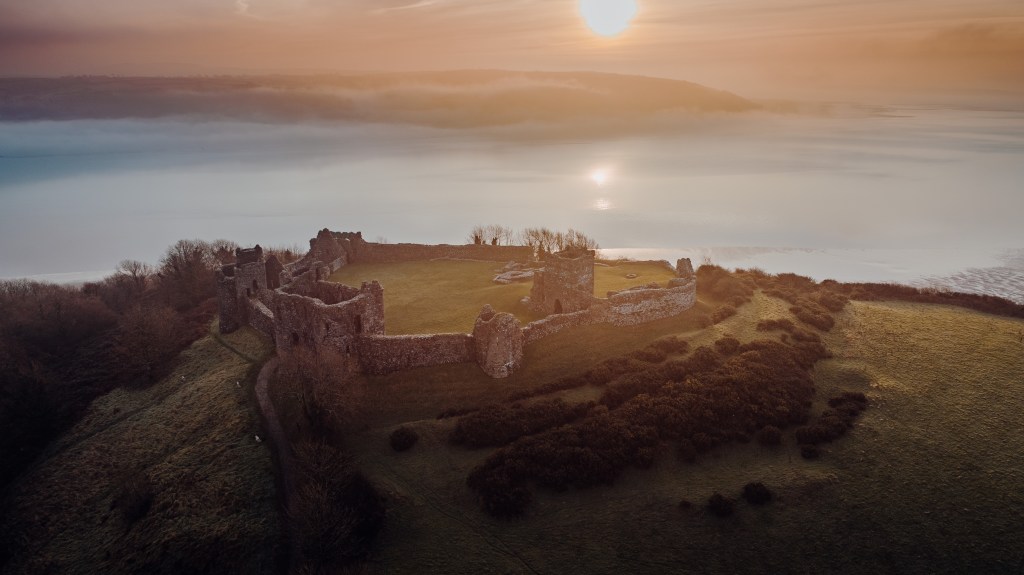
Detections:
[255, 357, 296, 503]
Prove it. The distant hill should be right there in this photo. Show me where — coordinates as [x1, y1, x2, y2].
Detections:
[0, 70, 758, 127]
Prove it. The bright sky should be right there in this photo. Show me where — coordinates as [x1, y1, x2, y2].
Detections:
[1, 0, 1022, 95]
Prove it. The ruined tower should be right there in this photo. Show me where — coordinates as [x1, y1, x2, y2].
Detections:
[528, 249, 596, 315]
[216, 245, 269, 334]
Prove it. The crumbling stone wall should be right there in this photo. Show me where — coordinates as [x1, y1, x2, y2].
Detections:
[244, 296, 276, 338]
[355, 242, 532, 264]
[472, 305, 524, 378]
[602, 281, 697, 327]
[273, 281, 384, 359]
[359, 333, 475, 375]
[522, 309, 599, 344]
[529, 249, 596, 314]
[216, 228, 698, 381]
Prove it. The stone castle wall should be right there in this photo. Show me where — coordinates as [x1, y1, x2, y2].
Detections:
[244, 295, 276, 339]
[354, 242, 533, 264]
[359, 333, 475, 375]
[522, 309, 597, 345]
[602, 281, 697, 327]
[217, 228, 697, 380]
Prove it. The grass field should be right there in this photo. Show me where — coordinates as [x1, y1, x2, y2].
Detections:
[329, 259, 678, 335]
[0, 326, 283, 574]
[343, 292, 1024, 574]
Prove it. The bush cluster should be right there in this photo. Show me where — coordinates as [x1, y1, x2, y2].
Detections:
[389, 426, 419, 452]
[710, 305, 738, 324]
[697, 265, 756, 304]
[757, 318, 822, 343]
[742, 482, 773, 505]
[755, 425, 782, 446]
[476, 337, 690, 409]
[450, 399, 595, 449]
[713, 336, 741, 356]
[466, 339, 828, 517]
[837, 282, 1024, 319]
[795, 392, 869, 447]
[749, 271, 850, 332]
[707, 493, 735, 517]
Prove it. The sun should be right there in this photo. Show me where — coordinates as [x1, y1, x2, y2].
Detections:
[590, 168, 611, 186]
[579, 0, 638, 37]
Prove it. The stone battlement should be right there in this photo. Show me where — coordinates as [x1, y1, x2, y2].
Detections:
[217, 229, 696, 379]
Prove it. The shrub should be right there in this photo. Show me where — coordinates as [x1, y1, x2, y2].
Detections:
[466, 339, 826, 517]
[697, 265, 755, 303]
[790, 305, 835, 332]
[630, 347, 668, 363]
[651, 336, 689, 355]
[678, 499, 694, 511]
[390, 426, 419, 452]
[714, 336, 741, 356]
[707, 493, 735, 517]
[451, 399, 595, 448]
[757, 318, 796, 333]
[756, 425, 782, 446]
[800, 445, 820, 460]
[710, 305, 737, 324]
[742, 482, 773, 505]
[697, 313, 713, 328]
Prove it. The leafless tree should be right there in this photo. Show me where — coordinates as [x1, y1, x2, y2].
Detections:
[117, 259, 153, 293]
[209, 239, 240, 266]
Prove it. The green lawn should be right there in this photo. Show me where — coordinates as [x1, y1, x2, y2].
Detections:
[329, 259, 679, 335]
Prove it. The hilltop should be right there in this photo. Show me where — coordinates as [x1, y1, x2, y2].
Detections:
[0, 70, 757, 127]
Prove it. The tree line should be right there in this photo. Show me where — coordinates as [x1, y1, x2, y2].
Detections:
[467, 225, 599, 255]
[0, 238, 300, 493]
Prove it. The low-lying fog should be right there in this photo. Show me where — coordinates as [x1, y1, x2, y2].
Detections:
[1, 100, 1021, 300]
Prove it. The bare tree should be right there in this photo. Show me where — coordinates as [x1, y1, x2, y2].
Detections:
[468, 225, 487, 245]
[117, 259, 153, 293]
[209, 239, 240, 266]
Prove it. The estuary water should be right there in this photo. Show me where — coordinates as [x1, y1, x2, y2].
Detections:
[1, 106, 1022, 300]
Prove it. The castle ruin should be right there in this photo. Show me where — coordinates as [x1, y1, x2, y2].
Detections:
[217, 229, 696, 379]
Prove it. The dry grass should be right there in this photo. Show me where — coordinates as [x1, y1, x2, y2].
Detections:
[344, 291, 1024, 574]
[329, 259, 679, 335]
[0, 327, 283, 574]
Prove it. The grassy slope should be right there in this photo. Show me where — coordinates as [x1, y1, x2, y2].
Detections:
[1, 326, 283, 575]
[347, 292, 1024, 574]
[329, 259, 677, 335]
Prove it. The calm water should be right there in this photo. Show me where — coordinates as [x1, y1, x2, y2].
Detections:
[1, 107, 1022, 299]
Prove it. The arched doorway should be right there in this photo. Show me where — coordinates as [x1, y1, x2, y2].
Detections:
[553, 299, 563, 314]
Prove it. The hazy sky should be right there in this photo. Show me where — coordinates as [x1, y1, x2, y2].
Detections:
[1, 0, 1022, 97]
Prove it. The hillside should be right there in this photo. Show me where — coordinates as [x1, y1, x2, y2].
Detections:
[334, 281, 1024, 573]
[0, 326, 283, 574]
[0, 70, 758, 127]
[4, 257, 1023, 574]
